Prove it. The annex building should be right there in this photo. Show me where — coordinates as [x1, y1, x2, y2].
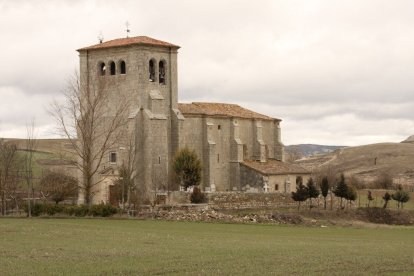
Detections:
[76, 36, 310, 204]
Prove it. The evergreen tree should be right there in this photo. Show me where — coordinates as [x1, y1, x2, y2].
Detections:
[333, 173, 348, 209]
[320, 176, 330, 210]
[367, 190, 374, 207]
[306, 177, 319, 210]
[392, 185, 410, 209]
[345, 185, 357, 209]
[291, 176, 308, 210]
[382, 192, 391, 209]
[172, 148, 202, 189]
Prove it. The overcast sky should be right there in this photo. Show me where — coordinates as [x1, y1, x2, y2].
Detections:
[1, 0, 413, 146]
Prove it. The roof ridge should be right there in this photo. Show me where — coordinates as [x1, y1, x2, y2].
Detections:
[178, 102, 280, 121]
[77, 35, 180, 51]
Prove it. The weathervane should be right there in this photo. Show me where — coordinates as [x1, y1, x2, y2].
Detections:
[125, 21, 130, 38]
[98, 31, 104, 44]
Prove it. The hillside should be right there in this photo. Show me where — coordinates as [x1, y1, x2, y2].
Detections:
[285, 144, 346, 157]
[295, 142, 414, 187]
[1, 138, 76, 185]
[2, 138, 74, 156]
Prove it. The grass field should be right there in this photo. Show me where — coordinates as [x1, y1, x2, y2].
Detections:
[0, 218, 413, 275]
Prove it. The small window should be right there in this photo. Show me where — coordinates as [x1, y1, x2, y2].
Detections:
[159, 60, 166, 84]
[120, 60, 126, 74]
[275, 184, 279, 191]
[109, 152, 117, 164]
[149, 59, 156, 82]
[110, 61, 116, 75]
[99, 62, 106, 76]
[218, 125, 221, 130]
[217, 154, 220, 163]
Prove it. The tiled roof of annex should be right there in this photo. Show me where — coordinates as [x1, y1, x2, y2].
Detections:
[77, 36, 180, 51]
[241, 159, 309, 175]
[178, 102, 280, 121]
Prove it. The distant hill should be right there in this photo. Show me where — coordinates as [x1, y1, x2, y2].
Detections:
[294, 140, 414, 188]
[402, 135, 414, 144]
[285, 144, 346, 157]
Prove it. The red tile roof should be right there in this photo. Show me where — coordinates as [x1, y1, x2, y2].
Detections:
[77, 36, 180, 51]
[242, 159, 309, 175]
[178, 102, 280, 121]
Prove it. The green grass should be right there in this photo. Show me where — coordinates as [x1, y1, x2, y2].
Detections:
[0, 219, 413, 275]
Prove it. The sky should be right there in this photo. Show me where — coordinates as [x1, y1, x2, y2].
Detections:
[0, 0, 413, 146]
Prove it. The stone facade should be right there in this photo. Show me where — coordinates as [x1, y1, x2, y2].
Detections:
[76, 36, 310, 204]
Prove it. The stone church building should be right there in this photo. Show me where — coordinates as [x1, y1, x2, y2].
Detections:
[76, 36, 309, 204]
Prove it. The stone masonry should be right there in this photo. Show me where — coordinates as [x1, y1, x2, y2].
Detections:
[76, 36, 310, 204]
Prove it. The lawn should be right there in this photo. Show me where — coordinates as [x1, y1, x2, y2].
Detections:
[0, 219, 413, 275]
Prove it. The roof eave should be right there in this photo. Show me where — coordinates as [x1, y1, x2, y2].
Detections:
[77, 43, 180, 53]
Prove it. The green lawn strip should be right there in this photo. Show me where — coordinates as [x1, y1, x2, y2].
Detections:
[1, 219, 413, 275]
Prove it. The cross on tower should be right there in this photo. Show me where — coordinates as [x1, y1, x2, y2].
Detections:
[125, 21, 130, 38]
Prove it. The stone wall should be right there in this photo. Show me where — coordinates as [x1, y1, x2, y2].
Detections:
[167, 191, 296, 209]
[240, 164, 265, 192]
[207, 192, 296, 209]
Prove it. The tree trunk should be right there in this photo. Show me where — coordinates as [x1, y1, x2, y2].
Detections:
[330, 192, 333, 210]
[27, 172, 32, 218]
[323, 197, 327, 210]
[1, 190, 5, 216]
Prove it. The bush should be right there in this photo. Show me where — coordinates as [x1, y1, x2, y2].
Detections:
[89, 204, 118, 217]
[26, 203, 43, 217]
[190, 187, 207, 204]
[43, 204, 65, 216]
[24, 203, 118, 217]
[64, 205, 90, 217]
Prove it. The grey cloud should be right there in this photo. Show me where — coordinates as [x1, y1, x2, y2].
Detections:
[1, 0, 413, 145]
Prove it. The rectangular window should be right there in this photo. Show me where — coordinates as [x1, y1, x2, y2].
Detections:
[218, 125, 221, 130]
[109, 152, 117, 164]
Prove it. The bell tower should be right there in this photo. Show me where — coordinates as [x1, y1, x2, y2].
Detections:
[77, 36, 182, 203]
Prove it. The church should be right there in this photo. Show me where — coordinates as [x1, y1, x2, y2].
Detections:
[76, 36, 310, 204]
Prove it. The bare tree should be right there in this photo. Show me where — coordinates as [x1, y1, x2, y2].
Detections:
[51, 72, 129, 206]
[111, 132, 138, 214]
[0, 140, 19, 215]
[149, 163, 168, 212]
[23, 120, 37, 217]
[39, 170, 78, 204]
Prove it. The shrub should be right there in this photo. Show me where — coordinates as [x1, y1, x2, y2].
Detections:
[89, 204, 118, 217]
[23, 203, 118, 217]
[43, 204, 65, 216]
[64, 205, 90, 217]
[25, 203, 43, 217]
[190, 187, 207, 204]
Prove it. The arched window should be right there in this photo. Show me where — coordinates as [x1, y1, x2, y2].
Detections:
[159, 60, 166, 84]
[99, 62, 106, 76]
[149, 59, 156, 82]
[120, 60, 126, 74]
[110, 61, 116, 75]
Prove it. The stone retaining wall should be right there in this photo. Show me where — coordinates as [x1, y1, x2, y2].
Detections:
[207, 192, 296, 209]
[167, 191, 297, 209]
